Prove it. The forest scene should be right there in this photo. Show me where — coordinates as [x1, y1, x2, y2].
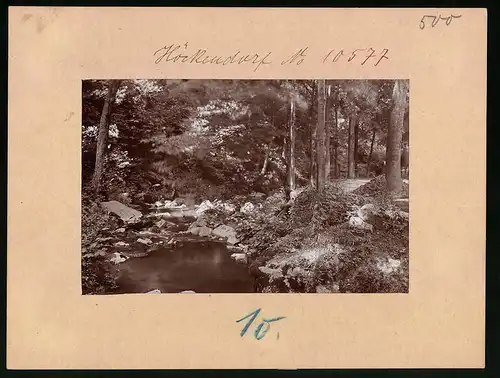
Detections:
[81, 79, 409, 294]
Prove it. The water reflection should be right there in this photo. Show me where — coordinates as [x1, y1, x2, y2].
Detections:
[113, 240, 254, 294]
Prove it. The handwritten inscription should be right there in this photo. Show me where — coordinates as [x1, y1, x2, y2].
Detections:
[236, 308, 285, 340]
[420, 14, 462, 30]
[153, 43, 390, 71]
[154, 43, 272, 72]
[322, 48, 389, 66]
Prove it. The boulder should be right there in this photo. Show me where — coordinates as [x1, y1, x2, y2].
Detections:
[227, 245, 245, 253]
[110, 252, 128, 265]
[240, 202, 255, 214]
[198, 226, 212, 237]
[221, 203, 236, 214]
[348, 216, 373, 232]
[196, 200, 214, 215]
[114, 241, 129, 247]
[114, 227, 126, 234]
[147, 289, 161, 294]
[189, 227, 201, 236]
[357, 204, 382, 224]
[101, 201, 142, 223]
[231, 253, 248, 264]
[137, 238, 153, 245]
[212, 224, 238, 245]
[180, 290, 196, 294]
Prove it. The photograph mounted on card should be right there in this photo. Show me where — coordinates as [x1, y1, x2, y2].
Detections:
[8, 7, 486, 369]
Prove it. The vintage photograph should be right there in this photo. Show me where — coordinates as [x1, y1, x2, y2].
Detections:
[81, 79, 409, 294]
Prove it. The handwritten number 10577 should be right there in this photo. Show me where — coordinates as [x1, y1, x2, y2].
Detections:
[236, 308, 285, 340]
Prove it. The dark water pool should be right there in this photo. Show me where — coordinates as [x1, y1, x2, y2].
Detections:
[113, 240, 255, 294]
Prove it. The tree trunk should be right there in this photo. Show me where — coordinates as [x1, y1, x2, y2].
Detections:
[310, 83, 317, 188]
[288, 96, 296, 191]
[325, 86, 331, 181]
[366, 128, 376, 176]
[316, 80, 326, 191]
[333, 106, 339, 178]
[91, 80, 121, 194]
[354, 121, 359, 177]
[347, 115, 356, 179]
[260, 143, 271, 175]
[386, 80, 408, 195]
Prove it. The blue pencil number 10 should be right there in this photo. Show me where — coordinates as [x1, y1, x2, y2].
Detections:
[236, 308, 286, 340]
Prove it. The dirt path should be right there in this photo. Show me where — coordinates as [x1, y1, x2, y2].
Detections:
[333, 179, 371, 193]
[334, 178, 410, 194]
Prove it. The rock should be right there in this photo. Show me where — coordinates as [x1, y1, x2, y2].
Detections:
[357, 204, 382, 223]
[180, 290, 196, 293]
[198, 226, 212, 237]
[101, 200, 142, 223]
[114, 241, 129, 247]
[227, 236, 239, 245]
[376, 257, 401, 274]
[231, 253, 248, 264]
[189, 227, 201, 236]
[227, 245, 245, 253]
[196, 200, 214, 215]
[96, 237, 114, 242]
[218, 202, 236, 214]
[94, 250, 107, 257]
[212, 224, 238, 245]
[148, 212, 171, 218]
[114, 227, 126, 234]
[122, 251, 148, 258]
[384, 209, 409, 220]
[137, 238, 153, 245]
[155, 219, 167, 228]
[348, 216, 373, 232]
[240, 202, 255, 214]
[147, 289, 161, 294]
[138, 230, 156, 236]
[290, 189, 301, 201]
[110, 252, 128, 265]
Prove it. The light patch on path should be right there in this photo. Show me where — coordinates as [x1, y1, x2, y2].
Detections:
[334, 179, 371, 193]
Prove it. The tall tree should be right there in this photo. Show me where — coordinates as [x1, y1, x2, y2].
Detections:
[386, 79, 408, 195]
[91, 80, 121, 193]
[288, 93, 296, 193]
[366, 127, 377, 176]
[354, 120, 359, 177]
[333, 105, 339, 178]
[347, 115, 356, 179]
[316, 80, 326, 191]
[325, 85, 332, 181]
[310, 82, 317, 188]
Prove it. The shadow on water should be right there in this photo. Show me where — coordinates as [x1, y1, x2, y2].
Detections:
[113, 240, 255, 294]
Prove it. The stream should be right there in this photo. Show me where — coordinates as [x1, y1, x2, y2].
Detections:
[109, 205, 255, 294]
